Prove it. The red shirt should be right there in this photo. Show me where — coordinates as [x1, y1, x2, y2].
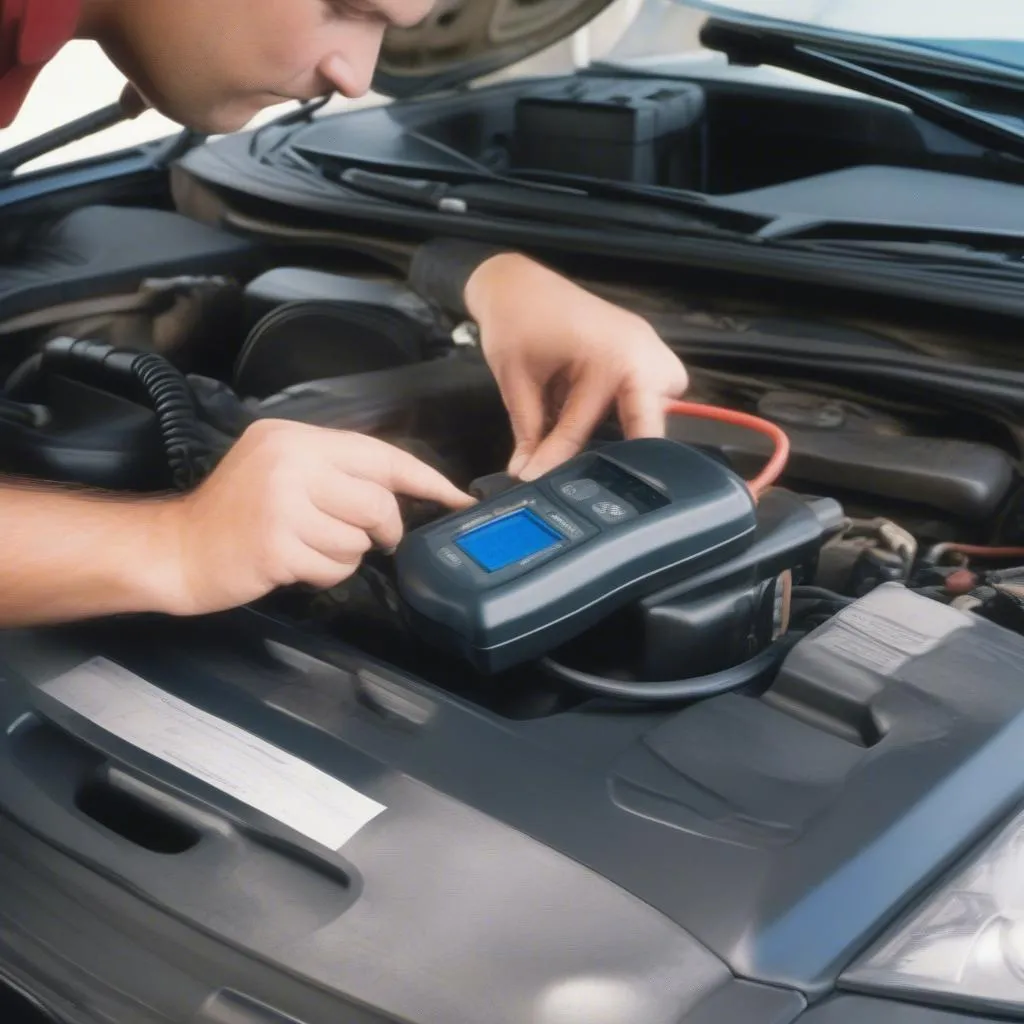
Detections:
[0, 0, 80, 127]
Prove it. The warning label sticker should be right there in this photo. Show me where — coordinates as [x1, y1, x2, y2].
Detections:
[40, 657, 385, 850]
[811, 585, 969, 675]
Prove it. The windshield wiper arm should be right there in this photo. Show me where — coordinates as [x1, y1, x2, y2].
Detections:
[505, 168, 767, 233]
[701, 17, 1024, 163]
[336, 166, 760, 239]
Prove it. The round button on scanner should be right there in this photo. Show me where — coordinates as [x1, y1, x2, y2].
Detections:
[437, 546, 464, 568]
[561, 479, 600, 502]
[591, 499, 635, 524]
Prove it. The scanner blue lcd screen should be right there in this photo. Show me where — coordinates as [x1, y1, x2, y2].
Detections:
[455, 509, 562, 573]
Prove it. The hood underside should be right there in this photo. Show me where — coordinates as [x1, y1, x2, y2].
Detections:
[374, 0, 617, 98]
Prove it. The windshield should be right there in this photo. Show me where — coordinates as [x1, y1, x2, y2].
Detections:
[608, 0, 1024, 72]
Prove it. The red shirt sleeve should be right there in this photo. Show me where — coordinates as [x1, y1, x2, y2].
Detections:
[0, 0, 81, 128]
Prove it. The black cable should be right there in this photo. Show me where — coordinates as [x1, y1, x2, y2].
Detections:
[0, 396, 36, 426]
[129, 352, 213, 491]
[15, 339, 215, 491]
[539, 636, 799, 704]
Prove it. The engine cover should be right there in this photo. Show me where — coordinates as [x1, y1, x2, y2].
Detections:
[0, 585, 1022, 1022]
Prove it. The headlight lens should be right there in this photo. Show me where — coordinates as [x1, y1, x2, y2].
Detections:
[844, 805, 1024, 1011]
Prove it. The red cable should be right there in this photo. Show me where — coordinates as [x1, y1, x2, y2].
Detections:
[666, 400, 791, 500]
[931, 543, 1024, 562]
[662, 403, 1024, 563]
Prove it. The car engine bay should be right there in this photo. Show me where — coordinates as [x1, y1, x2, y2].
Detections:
[1, 202, 1023, 718]
[6, 57, 1024, 1024]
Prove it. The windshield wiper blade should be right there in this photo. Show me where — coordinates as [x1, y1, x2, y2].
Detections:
[506, 168, 768, 233]
[336, 168, 1024, 280]
[337, 167, 758, 239]
[701, 17, 1024, 163]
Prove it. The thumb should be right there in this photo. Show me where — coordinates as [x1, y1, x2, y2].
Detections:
[518, 373, 614, 481]
[500, 371, 547, 478]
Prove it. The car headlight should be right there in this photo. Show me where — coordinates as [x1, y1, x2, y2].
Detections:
[844, 804, 1024, 1012]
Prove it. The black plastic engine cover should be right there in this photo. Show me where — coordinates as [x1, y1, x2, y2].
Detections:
[0, 584, 1022, 1021]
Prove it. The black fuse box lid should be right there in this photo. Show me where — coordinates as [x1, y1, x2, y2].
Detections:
[513, 77, 706, 185]
[516, 78, 705, 144]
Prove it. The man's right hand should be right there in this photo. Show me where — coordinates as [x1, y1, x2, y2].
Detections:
[152, 420, 475, 616]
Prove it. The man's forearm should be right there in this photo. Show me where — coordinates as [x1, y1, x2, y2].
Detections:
[407, 238, 512, 320]
[0, 481, 179, 627]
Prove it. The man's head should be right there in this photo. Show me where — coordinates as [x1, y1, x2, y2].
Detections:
[80, 0, 435, 134]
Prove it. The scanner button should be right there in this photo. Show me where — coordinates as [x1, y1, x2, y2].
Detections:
[591, 499, 636, 524]
[437, 546, 464, 568]
[560, 479, 599, 502]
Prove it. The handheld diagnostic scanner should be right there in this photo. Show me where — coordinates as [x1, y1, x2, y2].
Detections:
[394, 438, 758, 674]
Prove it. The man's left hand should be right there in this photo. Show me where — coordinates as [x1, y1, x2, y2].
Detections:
[465, 253, 689, 481]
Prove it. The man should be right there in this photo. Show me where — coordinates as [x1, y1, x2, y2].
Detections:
[0, 0, 689, 626]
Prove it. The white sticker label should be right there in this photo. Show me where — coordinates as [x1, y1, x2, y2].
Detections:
[39, 657, 385, 850]
[811, 585, 969, 675]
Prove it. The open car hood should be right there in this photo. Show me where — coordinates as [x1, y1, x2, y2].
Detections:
[373, 0, 617, 98]
[672, 1, 1024, 78]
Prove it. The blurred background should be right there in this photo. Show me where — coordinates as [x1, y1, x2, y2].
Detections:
[0, 0, 999, 174]
[0, 0, 670, 174]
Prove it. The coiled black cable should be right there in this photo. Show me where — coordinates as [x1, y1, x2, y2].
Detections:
[128, 351, 213, 490]
[11, 338, 215, 492]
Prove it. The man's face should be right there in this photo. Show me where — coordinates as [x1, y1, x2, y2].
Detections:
[99, 0, 436, 133]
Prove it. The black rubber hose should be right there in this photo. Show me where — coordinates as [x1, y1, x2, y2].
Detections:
[540, 636, 800, 704]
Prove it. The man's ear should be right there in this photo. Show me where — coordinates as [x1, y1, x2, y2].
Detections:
[118, 82, 148, 118]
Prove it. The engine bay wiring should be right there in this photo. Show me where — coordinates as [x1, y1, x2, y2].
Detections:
[665, 399, 791, 500]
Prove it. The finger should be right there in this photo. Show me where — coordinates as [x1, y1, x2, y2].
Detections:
[617, 384, 667, 440]
[309, 474, 404, 552]
[518, 372, 615, 481]
[329, 434, 475, 510]
[296, 511, 374, 566]
[500, 371, 547, 477]
[289, 542, 365, 591]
